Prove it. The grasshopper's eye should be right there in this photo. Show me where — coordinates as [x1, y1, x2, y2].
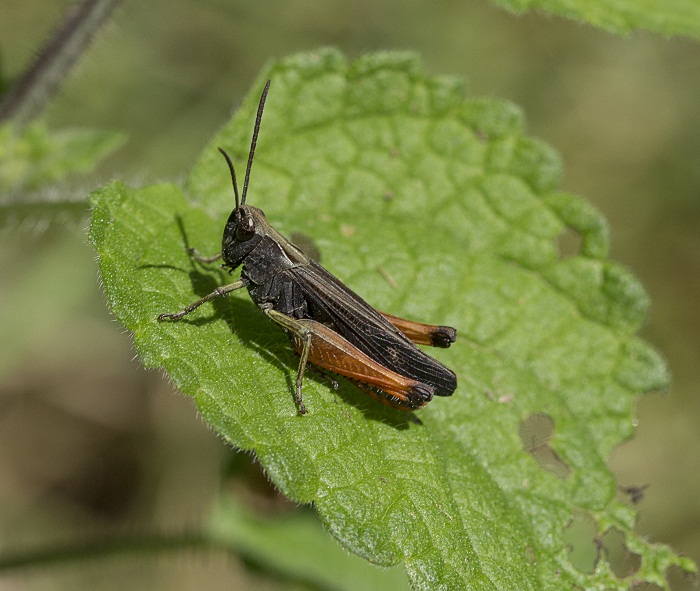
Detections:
[235, 215, 255, 240]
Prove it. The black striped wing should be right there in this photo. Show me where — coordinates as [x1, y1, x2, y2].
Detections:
[291, 260, 457, 397]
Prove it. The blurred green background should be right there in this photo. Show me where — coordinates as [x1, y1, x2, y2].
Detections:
[1, 0, 699, 589]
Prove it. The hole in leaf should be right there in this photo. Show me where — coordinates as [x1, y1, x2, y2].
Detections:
[666, 563, 699, 589]
[519, 412, 571, 478]
[557, 226, 582, 259]
[519, 412, 554, 445]
[290, 231, 321, 262]
[601, 528, 641, 578]
[563, 511, 599, 574]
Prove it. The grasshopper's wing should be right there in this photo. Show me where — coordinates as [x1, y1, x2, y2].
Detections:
[293, 261, 457, 397]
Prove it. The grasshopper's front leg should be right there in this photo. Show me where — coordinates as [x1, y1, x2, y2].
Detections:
[187, 248, 222, 265]
[158, 278, 249, 321]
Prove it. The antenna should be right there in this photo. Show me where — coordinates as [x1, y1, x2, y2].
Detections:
[241, 78, 271, 206]
[217, 147, 239, 208]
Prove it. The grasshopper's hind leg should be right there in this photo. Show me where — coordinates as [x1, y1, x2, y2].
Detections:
[263, 308, 435, 414]
[262, 307, 312, 415]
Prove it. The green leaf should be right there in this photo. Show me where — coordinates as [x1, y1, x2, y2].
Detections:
[0, 121, 124, 193]
[89, 49, 695, 590]
[0, 121, 124, 229]
[491, 0, 700, 38]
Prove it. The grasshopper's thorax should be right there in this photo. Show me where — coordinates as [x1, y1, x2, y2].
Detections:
[221, 204, 308, 276]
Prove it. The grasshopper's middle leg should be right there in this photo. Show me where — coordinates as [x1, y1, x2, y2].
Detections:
[158, 278, 249, 321]
[262, 307, 313, 415]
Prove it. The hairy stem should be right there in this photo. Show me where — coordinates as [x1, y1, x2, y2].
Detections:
[0, 532, 210, 571]
[0, 0, 122, 126]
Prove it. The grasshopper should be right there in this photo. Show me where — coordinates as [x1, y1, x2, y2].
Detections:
[158, 80, 457, 414]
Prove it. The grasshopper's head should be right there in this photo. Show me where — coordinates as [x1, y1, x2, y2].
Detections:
[216, 79, 271, 270]
[220, 203, 266, 268]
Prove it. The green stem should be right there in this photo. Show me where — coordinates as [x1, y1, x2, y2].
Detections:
[0, 0, 123, 126]
[0, 531, 211, 571]
[0, 198, 91, 229]
[0, 529, 335, 591]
